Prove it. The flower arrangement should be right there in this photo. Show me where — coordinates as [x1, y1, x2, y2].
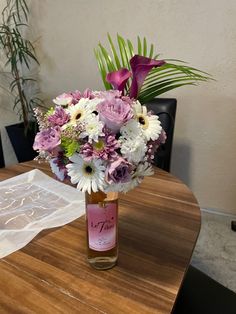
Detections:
[33, 35, 212, 195]
[33, 87, 166, 194]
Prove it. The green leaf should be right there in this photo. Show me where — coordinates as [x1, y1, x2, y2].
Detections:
[98, 43, 116, 72]
[143, 37, 147, 56]
[107, 33, 121, 69]
[149, 43, 154, 58]
[137, 36, 142, 55]
[117, 33, 131, 70]
[140, 77, 205, 97]
[139, 83, 195, 103]
[127, 39, 134, 57]
[94, 48, 111, 90]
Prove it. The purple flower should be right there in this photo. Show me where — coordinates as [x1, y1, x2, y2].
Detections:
[71, 88, 95, 104]
[146, 129, 167, 162]
[106, 158, 132, 184]
[129, 55, 165, 99]
[49, 152, 69, 181]
[80, 132, 120, 161]
[106, 68, 132, 94]
[97, 95, 133, 132]
[48, 106, 70, 126]
[33, 126, 61, 152]
[53, 93, 73, 106]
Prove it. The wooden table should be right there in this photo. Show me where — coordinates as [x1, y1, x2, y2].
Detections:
[0, 161, 201, 314]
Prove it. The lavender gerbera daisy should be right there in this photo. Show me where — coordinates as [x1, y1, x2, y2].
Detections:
[80, 132, 119, 161]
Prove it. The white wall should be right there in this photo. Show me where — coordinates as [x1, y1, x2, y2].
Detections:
[1, 0, 236, 214]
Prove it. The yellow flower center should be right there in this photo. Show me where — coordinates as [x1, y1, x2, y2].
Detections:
[137, 114, 149, 129]
[94, 140, 105, 151]
[71, 108, 84, 124]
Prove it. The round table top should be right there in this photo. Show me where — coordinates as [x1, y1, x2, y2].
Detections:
[0, 161, 201, 314]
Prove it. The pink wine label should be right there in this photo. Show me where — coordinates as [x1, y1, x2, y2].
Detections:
[87, 203, 117, 251]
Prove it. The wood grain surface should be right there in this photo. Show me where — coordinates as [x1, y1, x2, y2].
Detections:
[0, 161, 201, 314]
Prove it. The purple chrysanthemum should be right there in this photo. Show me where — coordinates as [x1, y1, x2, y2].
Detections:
[80, 132, 120, 161]
[146, 130, 167, 162]
[70, 88, 95, 104]
[50, 152, 69, 181]
[48, 106, 70, 126]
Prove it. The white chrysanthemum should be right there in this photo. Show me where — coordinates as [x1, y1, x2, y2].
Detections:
[66, 154, 106, 193]
[133, 101, 162, 141]
[79, 115, 104, 143]
[66, 100, 91, 125]
[121, 162, 154, 193]
[120, 119, 143, 140]
[120, 137, 147, 164]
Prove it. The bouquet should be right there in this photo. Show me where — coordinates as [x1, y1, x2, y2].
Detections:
[33, 88, 166, 194]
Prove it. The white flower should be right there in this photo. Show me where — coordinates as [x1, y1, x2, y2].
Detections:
[66, 100, 91, 125]
[134, 101, 162, 141]
[135, 162, 154, 177]
[120, 119, 143, 140]
[53, 93, 73, 106]
[49, 158, 66, 181]
[85, 97, 104, 112]
[79, 115, 104, 143]
[66, 154, 106, 193]
[120, 137, 147, 164]
[120, 162, 154, 193]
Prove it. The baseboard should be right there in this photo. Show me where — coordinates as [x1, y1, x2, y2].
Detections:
[201, 207, 236, 218]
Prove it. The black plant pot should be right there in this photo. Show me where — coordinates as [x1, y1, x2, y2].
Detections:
[5, 122, 37, 163]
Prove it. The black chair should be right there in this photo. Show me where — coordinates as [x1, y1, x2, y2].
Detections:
[0, 131, 5, 168]
[173, 265, 236, 314]
[145, 98, 177, 172]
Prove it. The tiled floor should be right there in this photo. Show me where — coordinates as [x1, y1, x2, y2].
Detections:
[191, 209, 236, 293]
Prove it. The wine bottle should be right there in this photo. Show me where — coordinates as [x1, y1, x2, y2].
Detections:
[85, 190, 118, 270]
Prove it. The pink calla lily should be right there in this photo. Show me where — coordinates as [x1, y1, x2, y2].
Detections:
[106, 68, 132, 94]
[129, 55, 165, 99]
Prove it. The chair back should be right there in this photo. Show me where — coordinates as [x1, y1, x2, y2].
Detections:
[0, 131, 5, 168]
[145, 98, 177, 172]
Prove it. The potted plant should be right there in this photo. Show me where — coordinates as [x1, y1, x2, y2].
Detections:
[0, 0, 43, 162]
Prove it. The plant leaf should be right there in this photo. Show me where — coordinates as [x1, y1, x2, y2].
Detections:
[143, 37, 147, 56]
[107, 33, 121, 70]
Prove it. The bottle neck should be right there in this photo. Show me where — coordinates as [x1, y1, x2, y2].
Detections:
[85, 191, 118, 204]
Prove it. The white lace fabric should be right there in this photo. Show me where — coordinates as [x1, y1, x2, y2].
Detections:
[0, 169, 85, 258]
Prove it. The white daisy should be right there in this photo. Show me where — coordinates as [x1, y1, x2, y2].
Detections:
[66, 153, 106, 193]
[133, 101, 162, 141]
[66, 99, 91, 126]
[120, 137, 147, 164]
[79, 115, 104, 143]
